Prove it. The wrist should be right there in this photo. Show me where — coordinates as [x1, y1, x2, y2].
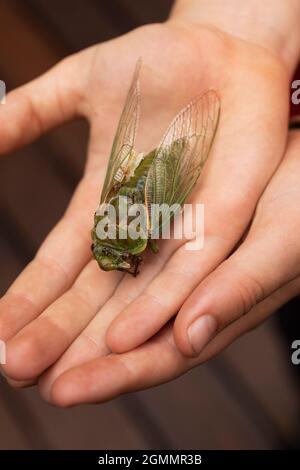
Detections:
[170, 0, 300, 75]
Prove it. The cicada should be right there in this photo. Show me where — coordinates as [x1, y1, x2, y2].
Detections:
[91, 60, 220, 276]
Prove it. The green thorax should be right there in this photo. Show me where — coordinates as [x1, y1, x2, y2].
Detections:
[93, 149, 156, 255]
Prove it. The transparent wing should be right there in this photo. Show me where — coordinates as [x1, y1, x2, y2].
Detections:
[145, 90, 220, 233]
[100, 59, 141, 202]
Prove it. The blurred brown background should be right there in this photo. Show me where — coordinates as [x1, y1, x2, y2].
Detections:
[0, 0, 299, 450]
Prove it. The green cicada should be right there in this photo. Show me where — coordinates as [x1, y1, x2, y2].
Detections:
[91, 60, 220, 276]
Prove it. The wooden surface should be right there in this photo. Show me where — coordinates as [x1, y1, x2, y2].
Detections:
[0, 0, 299, 450]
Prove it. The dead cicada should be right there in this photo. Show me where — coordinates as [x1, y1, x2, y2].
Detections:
[91, 60, 220, 276]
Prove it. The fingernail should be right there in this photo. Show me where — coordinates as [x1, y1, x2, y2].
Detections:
[187, 315, 217, 356]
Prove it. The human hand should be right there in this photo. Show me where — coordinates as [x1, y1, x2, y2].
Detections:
[32, 129, 300, 406]
[173, 130, 300, 357]
[38, 130, 300, 406]
[0, 1, 297, 398]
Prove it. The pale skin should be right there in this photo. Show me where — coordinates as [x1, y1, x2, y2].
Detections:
[0, 0, 300, 406]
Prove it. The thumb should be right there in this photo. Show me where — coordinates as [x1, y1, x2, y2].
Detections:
[174, 221, 300, 357]
[174, 134, 300, 357]
[0, 48, 92, 155]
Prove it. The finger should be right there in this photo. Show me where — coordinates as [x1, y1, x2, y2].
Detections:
[2, 260, 121, 381]
[174, 134, 300, 356]
[174, 235, 299, 357]
[48, 274, 300, 407]
[5, 377, 35, 389]
[0, 49, 92, 155]
[106, 73, 289, 353]
[0, 366, 34, 388]
[38, 240, 177, 401]
[48, 323, 194, 407]
[193, 275, 300, 365]
[0, 172, 102, 343]
[106, 233, 232, 353]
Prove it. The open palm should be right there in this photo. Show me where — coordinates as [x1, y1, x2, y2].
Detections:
[0, 20, 289, 404]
